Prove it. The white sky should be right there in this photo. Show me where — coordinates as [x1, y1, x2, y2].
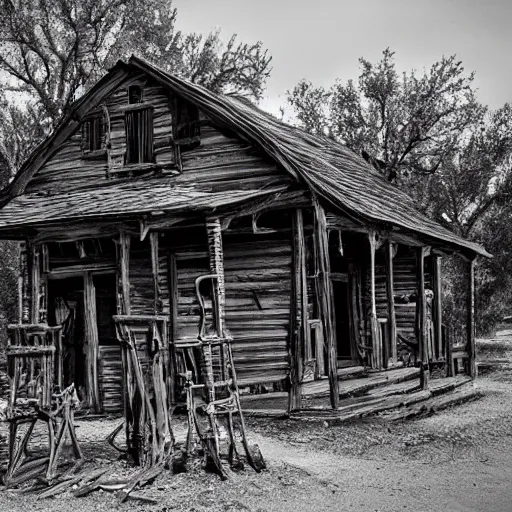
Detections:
[173, 0, 512, 115]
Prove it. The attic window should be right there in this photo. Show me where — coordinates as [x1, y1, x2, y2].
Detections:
[81, 117, 104, 153]
[128, 85, 143, 104]
[173, 98, 201, 151]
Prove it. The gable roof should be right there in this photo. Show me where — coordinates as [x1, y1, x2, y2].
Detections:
[0, 56, 489, 257]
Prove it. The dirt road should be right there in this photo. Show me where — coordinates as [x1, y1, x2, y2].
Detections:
[2, 343, 512, 511]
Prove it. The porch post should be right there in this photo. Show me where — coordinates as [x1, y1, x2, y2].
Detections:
[118, 231, 131, 315]
[206, 217, 226, 335]
[368, 231, 381, 369]
[289, 209, 306, 412]
[416, 246, 430, 390]
[84, 271, 101, 412]
[432, 254, 443, 362]
[313, 198, 339, 409]
[467, 257, 476, 378]
[384, 241, 397, 365]
[29, 243, 40, 323]
[150, 232, 161, 314]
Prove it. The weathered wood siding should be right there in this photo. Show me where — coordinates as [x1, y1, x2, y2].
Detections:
[129, 238, 158, 316]
[24, 127, 108, 194]
[223, 232, 292, 387]
[23, 72, 291, 197]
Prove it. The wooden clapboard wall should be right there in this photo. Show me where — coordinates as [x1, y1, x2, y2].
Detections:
[222, 230, 292, 387]
[129, 238, 155, 316]
[23, 71, 292, 197]
[158, 225, 292, 387]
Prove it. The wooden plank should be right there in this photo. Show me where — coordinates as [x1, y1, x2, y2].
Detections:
[467, 257, 476, 378]
[313, 198, 339, 409]
[385, 241, 397, 365]
[416, 246, 430, 390]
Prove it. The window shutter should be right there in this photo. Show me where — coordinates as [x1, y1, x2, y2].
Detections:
[81, 121, 90, 152]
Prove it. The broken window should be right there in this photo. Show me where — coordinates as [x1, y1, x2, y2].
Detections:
[81, 117, 104, 153]
[125, 106, 154, 164]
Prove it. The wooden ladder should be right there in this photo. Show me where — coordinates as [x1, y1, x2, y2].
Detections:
[180, 217, 264, 478]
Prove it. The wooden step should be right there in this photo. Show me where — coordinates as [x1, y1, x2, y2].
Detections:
[385, 386, 482, 421]
[291, 376, 475, 424]
[301, 367, 420, 398]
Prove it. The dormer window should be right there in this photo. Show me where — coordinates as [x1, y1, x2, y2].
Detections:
[81, 117, 104, 154]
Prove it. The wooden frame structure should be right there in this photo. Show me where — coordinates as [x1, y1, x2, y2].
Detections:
[0, 54, 488, 460]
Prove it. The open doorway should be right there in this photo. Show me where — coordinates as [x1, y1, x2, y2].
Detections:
[47, 277, 86, 395]
[328, 230, 355, 367]
[47, 273, 119, 410]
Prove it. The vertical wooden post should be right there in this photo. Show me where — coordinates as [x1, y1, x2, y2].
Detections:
[168, 252, 178, 406]
[432, 254, 443, 361]
[313, 198, 339, 409]
[416, 246, 430, 389]
[289, 209, 306, 412]
[150, 232, 160, 314]
[206, 217, 226, 335]
[384, 241, 397, 365]
[39, 244, 49, 324]
[118, 231, 131, 315]
[30, 244, 40, 324]
[368, 231, 381, 369]
[467, 257, 476, 378]
[84, 271, 101, 412]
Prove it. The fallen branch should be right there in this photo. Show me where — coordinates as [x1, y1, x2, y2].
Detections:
[117, 463, 165, 504]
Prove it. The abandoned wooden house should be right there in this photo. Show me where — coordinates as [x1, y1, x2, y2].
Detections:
[0, 56, 489, 423]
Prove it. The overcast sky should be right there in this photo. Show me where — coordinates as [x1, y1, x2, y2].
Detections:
[173, 0, 512, 115]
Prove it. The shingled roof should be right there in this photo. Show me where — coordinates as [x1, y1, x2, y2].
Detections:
[0, 56, 489, 257]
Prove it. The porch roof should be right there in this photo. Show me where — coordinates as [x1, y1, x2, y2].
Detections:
[0, 175, 288, 230]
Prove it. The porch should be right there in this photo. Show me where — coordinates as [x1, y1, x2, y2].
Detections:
[240, 365, 475, 421]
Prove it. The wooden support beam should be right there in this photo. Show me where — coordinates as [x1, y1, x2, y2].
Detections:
[118, 231, 131, 315]
[368, 230, 382, 369]
[29, 244, 40, 324]
[84, 272, 101, 412]
[384, 241, 397, 366]
[206, 217, 226, 335]
[289, 209, 306, 412]
[467, 257, 476, 378]
[150, 232, 160, 314]
[313, 198, 339, 409]
[416, 246, 430, 390]
[432, 255, 443, 361]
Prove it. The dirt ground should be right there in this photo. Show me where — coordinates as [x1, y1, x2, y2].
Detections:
[2, 339, 512, 512]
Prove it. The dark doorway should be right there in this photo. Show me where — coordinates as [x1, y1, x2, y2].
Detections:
[48, 277, 86, 394]
[332, 280, 351, 360]
[93, 274, 117, 346]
